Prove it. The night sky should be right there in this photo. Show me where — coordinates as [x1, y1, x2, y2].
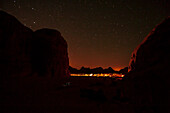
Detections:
[0, 0, 169, 70]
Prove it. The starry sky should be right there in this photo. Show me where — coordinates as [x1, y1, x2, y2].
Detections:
[0, 0, 169, 70]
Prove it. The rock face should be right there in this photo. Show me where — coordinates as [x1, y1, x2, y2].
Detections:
[0, 11, 33, 77]
[124, 17, 170, 113]
[0, 11, 69, 78]
[128, 17, 170, 72]
[31, 29, 69, 77]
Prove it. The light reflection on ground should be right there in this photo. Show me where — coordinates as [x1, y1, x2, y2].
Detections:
[71, 73, 124, 78]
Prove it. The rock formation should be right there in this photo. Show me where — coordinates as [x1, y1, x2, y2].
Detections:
[0, 11, 33, 77]
[31, 29, 69, 77]
[0, 11, 69, 78]
[79, 66, 91, 74]
[103, 67, 115, 73]
[69, 66, 79, 74]
[128, 17, 170, 72]
[119, 67, 128, 74]
[124, 17, 170, 113]
[69, 66, 118, 74]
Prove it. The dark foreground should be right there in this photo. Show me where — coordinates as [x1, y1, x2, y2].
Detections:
[1, 76, 135, 113]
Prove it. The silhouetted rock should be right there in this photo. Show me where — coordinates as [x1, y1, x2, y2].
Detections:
[69, 66, 79, 74]
[91, 67, 104, 74]
[119, 67, 128, 74]
[69, 66, 119, 74]
[0, 11, 69, 78]
[128, 17, 170, 72]
[31, 29, 69, 77]
[103, 67, 115, 73]
[124, 17, 170, 113]
[79, 66, 91, 74]
[0, 11, 33, 78]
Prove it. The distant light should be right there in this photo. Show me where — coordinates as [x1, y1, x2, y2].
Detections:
[70, 73, 125, 78]
[89, 74, 93, 76]
[14, 0, 16, 3]
[85, 74, 88, 76]
[121, 75, 125, 77]
[33, 21, 36, 24]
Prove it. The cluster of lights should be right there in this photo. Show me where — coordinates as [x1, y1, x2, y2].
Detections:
[71, 73, 124, 78]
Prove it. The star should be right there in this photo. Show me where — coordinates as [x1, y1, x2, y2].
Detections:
[112, 4, 115, 9]
[1, 0, 167, 69]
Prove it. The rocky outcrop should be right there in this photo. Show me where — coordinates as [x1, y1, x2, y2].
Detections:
[69, 66, 117, 74]
[128, 17, 170, 72]
[0, 11, 33, 77]
[0, 11, 69, 78]
[124, 17, 170, 113]
[31, 29, 69, 77]
[103, 67, 116, 73]
[69, 66, 79, 74]
[79, 67, 91, 74]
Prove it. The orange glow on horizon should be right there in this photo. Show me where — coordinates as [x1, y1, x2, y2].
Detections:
[112, 67, 123, 71]
[69, 65, 124, 71]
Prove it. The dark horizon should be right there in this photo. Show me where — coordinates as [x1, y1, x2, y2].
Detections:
[69, 65, 125, 71]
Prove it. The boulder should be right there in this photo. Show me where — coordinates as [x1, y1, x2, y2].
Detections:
[31, 29, 69, 77]
[124, 17, 170, 113]
[0, 11, 33, 78]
